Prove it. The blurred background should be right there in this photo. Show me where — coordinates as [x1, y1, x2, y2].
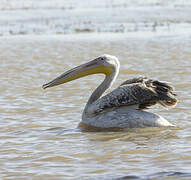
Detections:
[1, 0, 191, 36]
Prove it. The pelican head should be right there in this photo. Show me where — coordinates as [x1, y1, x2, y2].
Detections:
[42, 54, 120, 89]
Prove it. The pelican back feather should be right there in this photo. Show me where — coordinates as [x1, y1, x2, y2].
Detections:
[86, 77, 177, 115]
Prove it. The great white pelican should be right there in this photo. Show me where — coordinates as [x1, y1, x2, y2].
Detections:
[42, 54, 177, 129]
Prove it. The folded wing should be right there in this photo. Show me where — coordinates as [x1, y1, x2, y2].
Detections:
[88, 77, 177, 114]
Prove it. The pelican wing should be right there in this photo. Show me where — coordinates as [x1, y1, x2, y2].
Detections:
[88, 78, 177, 115]
[120, 76, 148, 86]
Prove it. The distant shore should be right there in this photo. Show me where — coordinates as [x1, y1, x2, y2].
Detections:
[1, 0, 191, 36]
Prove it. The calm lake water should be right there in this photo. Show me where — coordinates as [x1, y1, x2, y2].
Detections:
[1, 1, 191, 179]
[0, 32, 191, 179]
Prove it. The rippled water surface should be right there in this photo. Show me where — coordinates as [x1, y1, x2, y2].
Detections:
[0, 32, 191, 179]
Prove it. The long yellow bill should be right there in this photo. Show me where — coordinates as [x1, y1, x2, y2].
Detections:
[42, 57, 112, 89]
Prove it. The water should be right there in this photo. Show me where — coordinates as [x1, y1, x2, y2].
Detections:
[1, 0, 191, 36]
[1, 33, 191, 179]
[1, 1, 191, 179]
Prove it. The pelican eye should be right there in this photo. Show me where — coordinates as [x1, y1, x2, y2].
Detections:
[100, 57, 105, 61]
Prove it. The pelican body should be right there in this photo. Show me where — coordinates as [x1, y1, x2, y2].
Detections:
[43, 55, 177, 129]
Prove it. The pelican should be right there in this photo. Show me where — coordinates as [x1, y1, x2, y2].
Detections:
[42, 54, 177, 129]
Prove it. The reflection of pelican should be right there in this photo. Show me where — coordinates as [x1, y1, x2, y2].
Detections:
[43, 54, 177, 129]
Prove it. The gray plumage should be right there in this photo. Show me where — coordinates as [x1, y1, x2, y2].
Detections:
[87, 77, 177, 115]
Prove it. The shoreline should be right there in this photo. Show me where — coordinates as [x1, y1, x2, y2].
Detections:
[1, 4, 191, 37]
[0, 30, 190, 41]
